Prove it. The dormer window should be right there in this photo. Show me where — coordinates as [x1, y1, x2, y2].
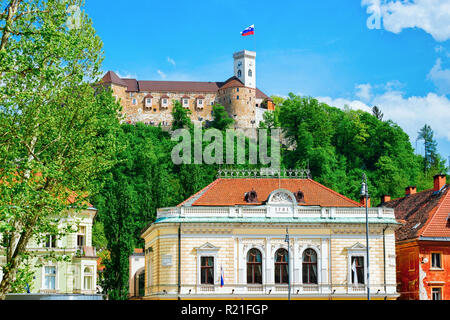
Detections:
[146, 98, 152, 106]
[161, 96, 169, 108]
[182, 96, 190, 108]
[196, 96, 205, 109]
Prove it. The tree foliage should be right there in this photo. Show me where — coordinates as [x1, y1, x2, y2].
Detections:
[0, 0, 121, 298]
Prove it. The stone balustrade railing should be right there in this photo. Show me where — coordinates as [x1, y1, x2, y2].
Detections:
[156, 206, 396, 220]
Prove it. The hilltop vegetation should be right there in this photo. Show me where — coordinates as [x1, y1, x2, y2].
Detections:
[93, 94, 448, 299]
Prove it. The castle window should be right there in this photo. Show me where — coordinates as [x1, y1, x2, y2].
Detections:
[161, 98, 168, 108]
[197, 99, 203, 109]
[236, 96, 239, 100]
[145, 98, 152, 107]
[237, 70, 242, 78]
[248, 69, 252, 77]
[132, 98, 137, 105]
[237, 88, 239, 92]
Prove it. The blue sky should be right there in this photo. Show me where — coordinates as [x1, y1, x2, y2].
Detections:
[84, 0, 450, 164]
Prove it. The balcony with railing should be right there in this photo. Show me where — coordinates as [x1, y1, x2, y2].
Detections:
[156, 206, 396, 221]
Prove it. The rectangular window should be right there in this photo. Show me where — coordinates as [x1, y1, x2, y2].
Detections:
[198, 99, 203, 105]
[432, 287, 442, 300]
[132, 98, 137, 105]
[236, 95, 239, 100]
[200, 257, 214, 285]
[45, 235, 57, 248]
[77, 226, 86, 248]
[146, 98, 152, 106]
[44, 266, 56, 290]
[431, 253, 442, 269]
[183, 99, 189, 107]
[351, 256, 365, 284]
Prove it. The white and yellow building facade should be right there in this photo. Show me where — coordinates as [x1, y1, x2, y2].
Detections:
[141, 177, 400, 300]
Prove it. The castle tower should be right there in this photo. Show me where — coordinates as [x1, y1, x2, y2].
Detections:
[233, 50, 256, 89]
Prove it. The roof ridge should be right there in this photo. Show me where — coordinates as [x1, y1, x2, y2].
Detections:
[418, 187, 450, 237]
[306, 178, 362, 207]
[177, 178, 221, 207]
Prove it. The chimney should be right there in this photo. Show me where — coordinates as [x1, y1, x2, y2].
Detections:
[405, 186, 417, 196]
[360, 196, 371, 208]
[434, 174, 446, 192]
[381, 195, 391, 203]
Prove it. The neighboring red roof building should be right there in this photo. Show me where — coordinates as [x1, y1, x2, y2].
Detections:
[380, 174, 450, 300]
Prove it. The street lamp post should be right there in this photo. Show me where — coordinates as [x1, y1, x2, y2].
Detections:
[360, 173, 370, 300]
[285, 228, 290, 301]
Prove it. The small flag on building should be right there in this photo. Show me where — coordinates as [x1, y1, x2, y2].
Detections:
[220, 265, 224, 287]
[241, 24, 255, 36]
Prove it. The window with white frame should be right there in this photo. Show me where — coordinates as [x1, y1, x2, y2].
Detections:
[351, 256, 365, 284]
[145, 98, 152, 108]
[200, 256, 214, 284]
[44, 266, 57, 290]
[247, 248, 263, 284]
[161, 98, 168, 108]
[182, 98, 189, 108]
[45, 234, 57, 248]
[77, 225, 86, 248]
[431, 252, 442, 269]
[432, 287, 442, 300]
[195, 243, 219, 287]
[274, 248, 288, 284]
[83, 266, 93, 290]
[302, 249, 318, 284]
[197, 99, 203, 108]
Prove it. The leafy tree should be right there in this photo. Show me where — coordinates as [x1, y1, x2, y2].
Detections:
[372, 106, 383, 121]
[209, 104, 234, 131]
[0, 0, 121, 298]
[171, 100, 193, 131]
[417, 124, 439, 173]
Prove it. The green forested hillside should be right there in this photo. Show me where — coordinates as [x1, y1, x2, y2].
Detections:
[93, 93, 448, 299]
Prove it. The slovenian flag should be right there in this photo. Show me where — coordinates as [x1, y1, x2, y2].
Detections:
[220, 266, 224, 287]
[241, 24, 255, 36]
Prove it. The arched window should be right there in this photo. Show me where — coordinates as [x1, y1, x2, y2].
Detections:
[237, 70, 242, 78]
[248, 69, 252, 77]
[247, 248, 262, 284]
[302, 249, 318, 284]
[274, 248, 288, 284]
[83, 267, 93, 290]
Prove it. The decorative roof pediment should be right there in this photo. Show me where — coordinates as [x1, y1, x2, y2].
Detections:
[347, 242, 366, 251]
[267, 189, 297, 205]
[196, 242, 220, 252]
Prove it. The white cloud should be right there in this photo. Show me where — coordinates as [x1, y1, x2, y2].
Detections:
[114, 70, 137, 79]
[427, 58, 450, 95]
[157, 70, 167, 79]
[318, 87, 450, 142]
[355, 83, 372, 101]
[167, 57, 176, 67]
[362, 0, 450, 41]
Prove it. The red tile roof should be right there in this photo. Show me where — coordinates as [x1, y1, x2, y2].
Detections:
[100, 72, 271, 98]
[381, 185, 450, 241]
[178, 178, 361, 207]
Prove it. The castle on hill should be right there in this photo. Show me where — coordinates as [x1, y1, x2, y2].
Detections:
[101, 50, 274, 129]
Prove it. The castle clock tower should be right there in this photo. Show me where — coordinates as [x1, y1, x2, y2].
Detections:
[233, 50, 256, 88]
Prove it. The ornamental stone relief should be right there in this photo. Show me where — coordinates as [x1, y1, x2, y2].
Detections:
[270, 192, 293, 204]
